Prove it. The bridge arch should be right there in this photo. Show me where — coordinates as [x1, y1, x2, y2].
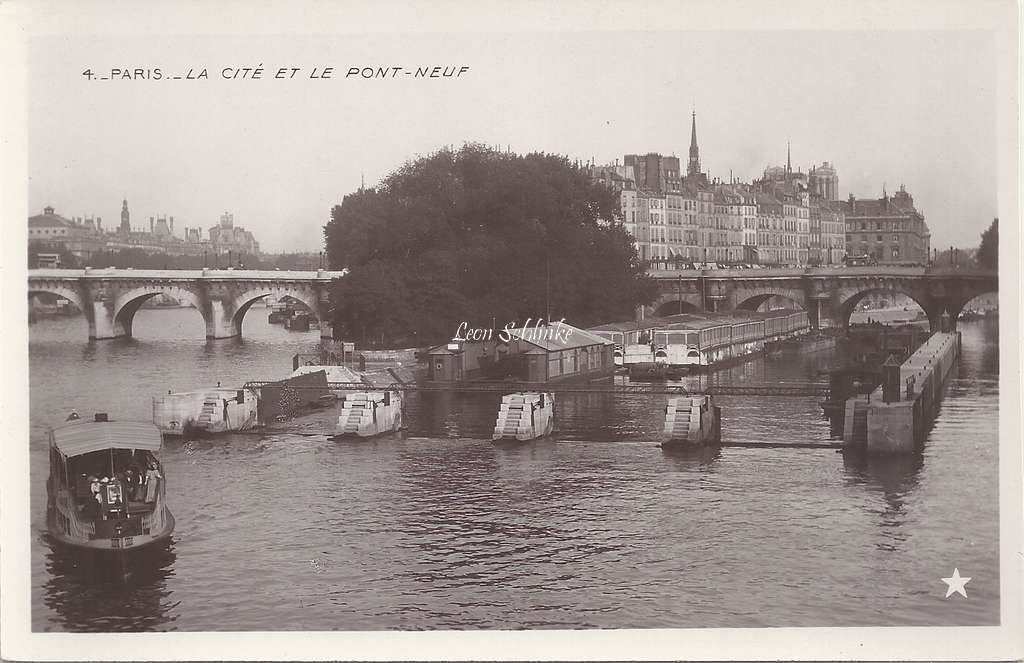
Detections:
[220, 287, 321, 338]
[947, 290, 998, 325]
[735, 292, 806, 312]
[28, 285, 84, 314]
[113, 285, 204, 338]
[653, 298, 701, 317]
[732, 285, 807, 312]
[28, 284, 90, 334]
[836, 286, 933, 330]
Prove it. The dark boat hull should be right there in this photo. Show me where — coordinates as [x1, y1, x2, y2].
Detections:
[46, 507, 175, 557]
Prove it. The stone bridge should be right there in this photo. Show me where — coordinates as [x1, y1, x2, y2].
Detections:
[28, 268, 345, 340]
[648, 266, 998, 331]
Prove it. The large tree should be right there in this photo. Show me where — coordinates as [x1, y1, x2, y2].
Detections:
[977, 217, 998, 269]
[324, 144, 655, 347]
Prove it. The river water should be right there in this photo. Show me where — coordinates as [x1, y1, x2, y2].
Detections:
[28, 308, 1000, 631]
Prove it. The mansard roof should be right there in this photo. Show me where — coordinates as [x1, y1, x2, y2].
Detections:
[29, 210, 78, 228]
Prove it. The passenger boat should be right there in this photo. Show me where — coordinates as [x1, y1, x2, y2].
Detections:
[661, 395, 721, 447]
[334, 390, 403, 437]
[46, 414, 175, 556]
[492, 392, 555, 442]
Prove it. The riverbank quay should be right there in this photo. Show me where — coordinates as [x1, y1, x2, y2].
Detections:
[819, 324, 933, 420]
[842, 330, 960, 453]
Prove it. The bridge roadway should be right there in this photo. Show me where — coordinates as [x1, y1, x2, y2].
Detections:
[242, 380, 831, 398]
[646, 265, 997, 331]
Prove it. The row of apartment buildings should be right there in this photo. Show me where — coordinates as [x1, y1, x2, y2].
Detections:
[590, 114, 930, 266]
[28, 200, 261, 260]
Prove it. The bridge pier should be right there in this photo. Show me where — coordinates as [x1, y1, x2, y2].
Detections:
[205, 299, 242, 339]
[87, 300, 131, 340]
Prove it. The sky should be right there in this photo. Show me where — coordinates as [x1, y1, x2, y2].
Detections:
[28, 29, 997, 253]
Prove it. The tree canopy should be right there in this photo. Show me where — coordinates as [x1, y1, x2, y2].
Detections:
[324, 144, 655, 348]
[977, 217, 997, 269]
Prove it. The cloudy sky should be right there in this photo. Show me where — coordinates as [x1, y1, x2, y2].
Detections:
[28, 28, 997, 253]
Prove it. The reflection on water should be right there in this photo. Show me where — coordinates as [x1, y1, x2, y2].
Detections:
[843, 451, 924, 510]
[29, 310, 1000, 630]
[41, 539, 178, 632]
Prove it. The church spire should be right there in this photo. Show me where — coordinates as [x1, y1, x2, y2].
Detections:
[786, 141, 792, 174]
[687, 109, 701, 177]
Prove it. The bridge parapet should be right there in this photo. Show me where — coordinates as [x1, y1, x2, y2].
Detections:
[29, 268, 346, 280]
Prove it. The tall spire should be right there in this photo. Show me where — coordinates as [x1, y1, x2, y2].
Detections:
[687, 109, 701, 177]
[120, 198, 130, 234]
[786, 141, 792, 174]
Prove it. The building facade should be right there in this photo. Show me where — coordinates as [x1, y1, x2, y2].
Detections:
[839, 185, 930, 264]
[589, 121, 864, 267]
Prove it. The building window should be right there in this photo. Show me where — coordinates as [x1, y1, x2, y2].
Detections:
[876, 235, 882, 241]
[892, 235, 898, 242]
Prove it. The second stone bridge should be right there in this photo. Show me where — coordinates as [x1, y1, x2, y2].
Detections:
[648, 265, 997, 331]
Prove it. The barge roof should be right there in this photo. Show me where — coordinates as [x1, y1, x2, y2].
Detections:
[51, 419, 163, 457]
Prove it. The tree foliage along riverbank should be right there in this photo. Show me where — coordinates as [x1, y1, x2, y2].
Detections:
[324, 144, 656, 348]
[977, 218, 997, 269]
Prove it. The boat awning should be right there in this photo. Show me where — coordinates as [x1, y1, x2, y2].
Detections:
[51, 420, 163, 457]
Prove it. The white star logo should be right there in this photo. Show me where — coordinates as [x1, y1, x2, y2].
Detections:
[941, 568, 971, 598]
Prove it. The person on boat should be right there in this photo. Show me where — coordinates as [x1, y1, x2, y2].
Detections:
[65, 409, 80, 421]
[85, 475, 101, 517]
[97, 477, 111, 519]
[123, 467, 138, 502]
[145, 464, 161, 503]
[131, 465, 146, 501]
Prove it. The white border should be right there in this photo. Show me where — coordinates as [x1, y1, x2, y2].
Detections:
[1, 0, 1021, 660]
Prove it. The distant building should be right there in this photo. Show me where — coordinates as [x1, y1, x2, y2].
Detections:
[209, 212, 260, 256]
[623, 153, 681, 194]
[28, 200, 262, 260]
[809, 161, 839, 201]
[29, 206, 110, 259]
[839, 185, 930, 264]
